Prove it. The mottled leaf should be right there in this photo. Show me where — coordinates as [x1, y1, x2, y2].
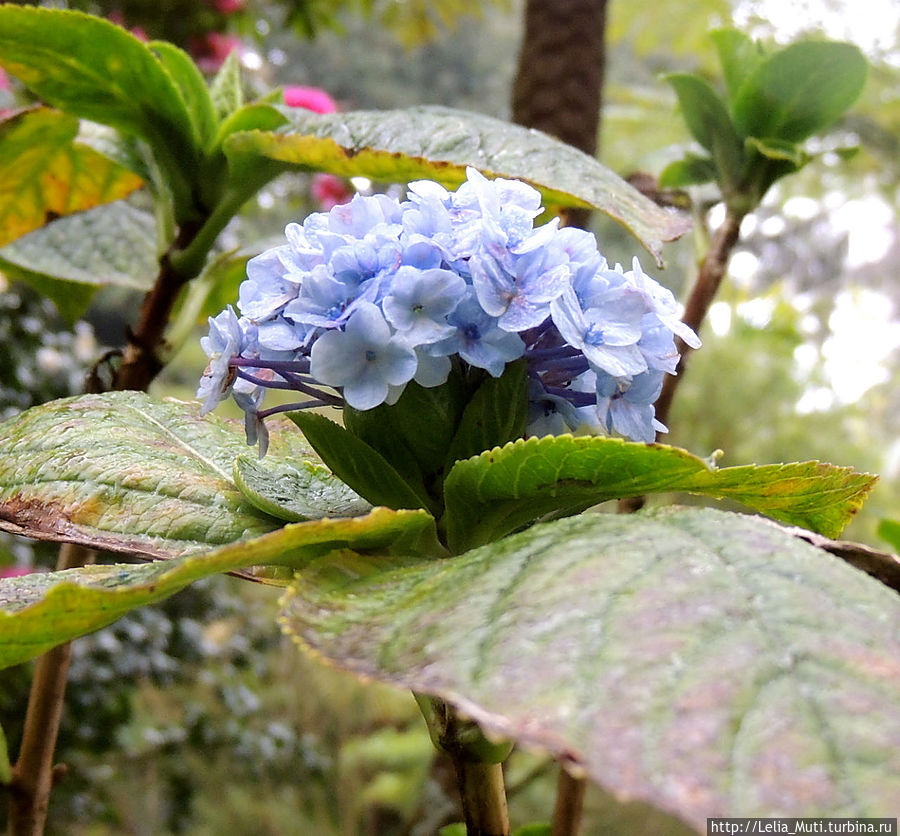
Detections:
[226, 105, 690, 264]
[442, 435, 876, 552]
[0, 392, 370, 558]
[0, 108, 143, 248]
[281, 507, 900, 828]
[234, 453, 371, 522]
[0, 200, 157, 295]
[0, 506, 436, 669]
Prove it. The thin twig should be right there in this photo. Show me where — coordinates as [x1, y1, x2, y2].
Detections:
[7, 544, 95, 835]
[654, 207, 744, 430]
[551, 767, 586, 836]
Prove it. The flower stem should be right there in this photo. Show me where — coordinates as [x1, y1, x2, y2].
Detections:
[415, 694, 512, 836]
[551, 767, 586, 836]
[454, 760, 510, 836]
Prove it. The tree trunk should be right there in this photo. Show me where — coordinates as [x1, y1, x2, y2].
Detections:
[512, 0, 608, 230]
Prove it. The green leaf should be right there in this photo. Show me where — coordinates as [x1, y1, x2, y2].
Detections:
[731, 41, 868, 143]
[281, 506, 900, 828]
[0, 7, 200, 218]
[289, 412, 433, 513]
[209, 50, 244, 122]
[0, 265, 96, 323]
[204, 103, 290, 207]
[76, 121, 152, 183]
[710, 29, 765, 105]
[149, 41, 217, 148]
[0, 506, 437, 669]
[233, 453, 371, 522]
[877, 518, 900, 553]
[0, 108, 144, 248]
[442, 435, 876, 552]
[344, 372, 466, 493]
[226, 105, 691, 265]
[443, 361, 529, 471]
[212, 103, 289, 154]
[0, 392, 374, 558]
[665, 74, 745, 196]
[0, 199, 157, 296]
[658, 153, 717, 188]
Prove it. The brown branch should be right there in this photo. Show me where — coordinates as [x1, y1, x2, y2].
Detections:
[113, 220, 202, 392]
[654, 207, 744, 430]
[551, 767, 586, 836]
[7, 544, 95, 835]
[8, 217, 203, 834]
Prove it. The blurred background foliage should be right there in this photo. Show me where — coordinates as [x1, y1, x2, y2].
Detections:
[1, 0, 899, 831]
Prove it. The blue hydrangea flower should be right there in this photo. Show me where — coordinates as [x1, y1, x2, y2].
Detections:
[310, 302, 418, 410]
[427, 290, 525, 377]
[382, 266, 466, 345]
[198, 167, 699, 449]
[197, 306, 243, 413]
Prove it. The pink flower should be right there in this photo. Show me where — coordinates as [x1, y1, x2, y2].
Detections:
[283, 86, 337, 114]
[214, 0, 244, 13]
[0, 566, 32, 579]
[191, 32, 243, 73]
[310, 173, 353, 210]
[0, 67, 9, 92]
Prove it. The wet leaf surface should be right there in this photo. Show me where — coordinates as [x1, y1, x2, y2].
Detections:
[281, 507, 900, 828]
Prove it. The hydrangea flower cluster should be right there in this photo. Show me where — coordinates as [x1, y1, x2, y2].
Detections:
[198, 168, 699, 453]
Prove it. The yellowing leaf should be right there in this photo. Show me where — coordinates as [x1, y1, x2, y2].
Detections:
[0, 108, 143, 248]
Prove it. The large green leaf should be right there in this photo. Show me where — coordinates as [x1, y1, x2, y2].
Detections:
[0, 506, 435, 669]
[0, 108, 143, 248]
[226, 105, 691, 264]
[731, 41, 868, 143]
[442, 435, 876, 552]
[0, 393, 366, 558]
[0, 200, 157, 296]
[0, 6, 200, 217]
[281, 507, 900, 828]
